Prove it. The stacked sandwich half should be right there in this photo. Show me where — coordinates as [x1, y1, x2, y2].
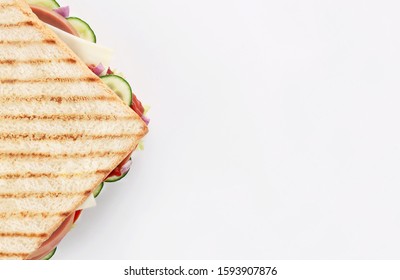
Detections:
[0, 0, 148, 259]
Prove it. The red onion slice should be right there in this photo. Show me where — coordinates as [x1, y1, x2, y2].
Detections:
[141, 114, 150, 125]
[120, 159, 132, 175]
[53, 6, 70, 18]
[88, 63, 105, 76]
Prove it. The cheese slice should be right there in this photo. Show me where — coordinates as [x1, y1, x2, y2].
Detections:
[78, 194, 97, 210]
[47, 24, 114, 70]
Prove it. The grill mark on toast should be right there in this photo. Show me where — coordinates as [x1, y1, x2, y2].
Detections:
[0, 77, 97, 83]
[0, 39, 56, 45]
[0, 212, 70, 219]
[0, 133, 136, 141]
[0, 95, 114, 103]
[0, 21, 35, 28]
[0, 232, 48, 238]
[43, 39, 56, 44]
[0, 58, 77, 65]
[133, 128, 148, 138]
[0, 252, 29, 258]
[0, 151, 127, 159]
[0, 114, 132, 121]
[22, 8, 34, 17]
[0, 190, 91, 199]
[0, 3, 16, 8]
[0, 170, 109, 179]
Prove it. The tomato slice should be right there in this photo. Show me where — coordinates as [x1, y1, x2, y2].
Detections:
[73, 210, 82, 223]
[131, 94, 145, 117]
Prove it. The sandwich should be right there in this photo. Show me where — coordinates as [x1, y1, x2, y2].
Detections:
[0, 0, 149, 260]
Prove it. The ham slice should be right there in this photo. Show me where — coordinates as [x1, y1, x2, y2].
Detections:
[30, 5, 78, 36]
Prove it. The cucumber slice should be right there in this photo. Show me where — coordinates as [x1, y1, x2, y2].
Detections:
[42, 247, 57, 260]
[66, 17, 96, 43]
[93, 182, 104, 198]
[27, 0, 60, 9]
[100, 75, 133, 106]
[105, 171, 129, 183]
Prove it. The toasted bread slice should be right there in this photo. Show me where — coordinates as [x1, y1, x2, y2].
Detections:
[0, 0, 148, 259]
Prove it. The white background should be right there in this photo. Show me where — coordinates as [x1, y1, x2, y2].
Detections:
[55, 0, 400, 259]
[5, 261, 400, 280]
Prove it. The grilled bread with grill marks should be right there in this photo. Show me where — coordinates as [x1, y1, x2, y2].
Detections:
[0, 0, 148, 259]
